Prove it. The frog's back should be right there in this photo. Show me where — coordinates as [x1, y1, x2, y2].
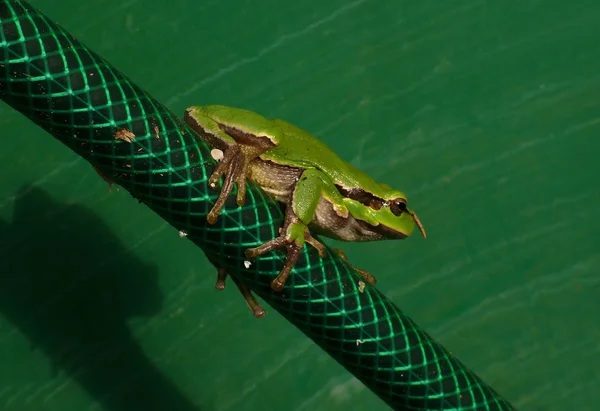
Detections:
[263, 119, 396, 198]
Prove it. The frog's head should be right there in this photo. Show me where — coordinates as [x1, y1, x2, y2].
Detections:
[338, 186, 426, 240]
[369, 195, 427, 239]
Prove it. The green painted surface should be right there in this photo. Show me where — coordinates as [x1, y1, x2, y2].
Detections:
[1, 0, 599, 410]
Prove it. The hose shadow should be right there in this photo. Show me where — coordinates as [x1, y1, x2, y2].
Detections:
[0, 186, 201, 411]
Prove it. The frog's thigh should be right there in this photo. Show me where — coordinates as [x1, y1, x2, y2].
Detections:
[292, 168, 346, 225]
[184, 110, 237, 149]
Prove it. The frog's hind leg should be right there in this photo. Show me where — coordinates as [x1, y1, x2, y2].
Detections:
[183, 107, 275, 224]
[245, 168, 342, 292]
[184, 110, 247, 223]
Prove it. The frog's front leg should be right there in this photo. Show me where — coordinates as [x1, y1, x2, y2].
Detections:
[183, 107, 274, 224]
[245, 168, 346, 291]
[331, 248, 377, 285]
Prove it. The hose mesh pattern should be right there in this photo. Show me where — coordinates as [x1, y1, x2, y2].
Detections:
[0, 1, 515, 409]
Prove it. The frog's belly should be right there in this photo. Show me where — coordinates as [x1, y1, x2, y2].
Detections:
[248, 158, 302, 203]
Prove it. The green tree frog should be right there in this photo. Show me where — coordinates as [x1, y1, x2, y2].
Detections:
[183, 105, 426, 318]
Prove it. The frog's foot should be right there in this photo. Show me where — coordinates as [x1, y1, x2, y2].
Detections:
[245, 209, 326, 292]
[214, 267, 266, 318]
[207, 144, 249, 224]
[332, 248, 377, 285]
[246, 238, 301, 292]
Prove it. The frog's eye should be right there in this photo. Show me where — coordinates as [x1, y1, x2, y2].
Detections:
[389, 199, 407, 216]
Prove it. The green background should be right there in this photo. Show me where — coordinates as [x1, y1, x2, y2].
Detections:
[1, 0, 599, 410]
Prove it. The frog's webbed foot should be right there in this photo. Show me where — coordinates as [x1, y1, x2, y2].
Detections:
[245, 207, 326, 292]
[207, 144, 249, 224]
[214, 266, 266, 318]
[332, 248, 377, 285]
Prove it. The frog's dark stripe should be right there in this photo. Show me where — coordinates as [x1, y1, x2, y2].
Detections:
[336, 186, 385, 211]
[219, 124, 276, 151]
[249, 156, 388, 214]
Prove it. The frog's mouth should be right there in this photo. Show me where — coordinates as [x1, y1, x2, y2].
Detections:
[358, 220, 408, 239]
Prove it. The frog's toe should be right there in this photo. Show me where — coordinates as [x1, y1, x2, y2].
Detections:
[234, 174, 248, 206]
[271, 278, 286, 292]
[207, 206, 222, 225]
[245, 236, 288, 259]
[270, 242, 302, 292]
[332, 248, 377, 285]
[215, 267, 228, 290]
[356, 268, 377, 285]
[228, 273, 267, 318]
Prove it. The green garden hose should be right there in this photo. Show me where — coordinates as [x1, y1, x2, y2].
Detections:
[0, 1, 515, 410]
